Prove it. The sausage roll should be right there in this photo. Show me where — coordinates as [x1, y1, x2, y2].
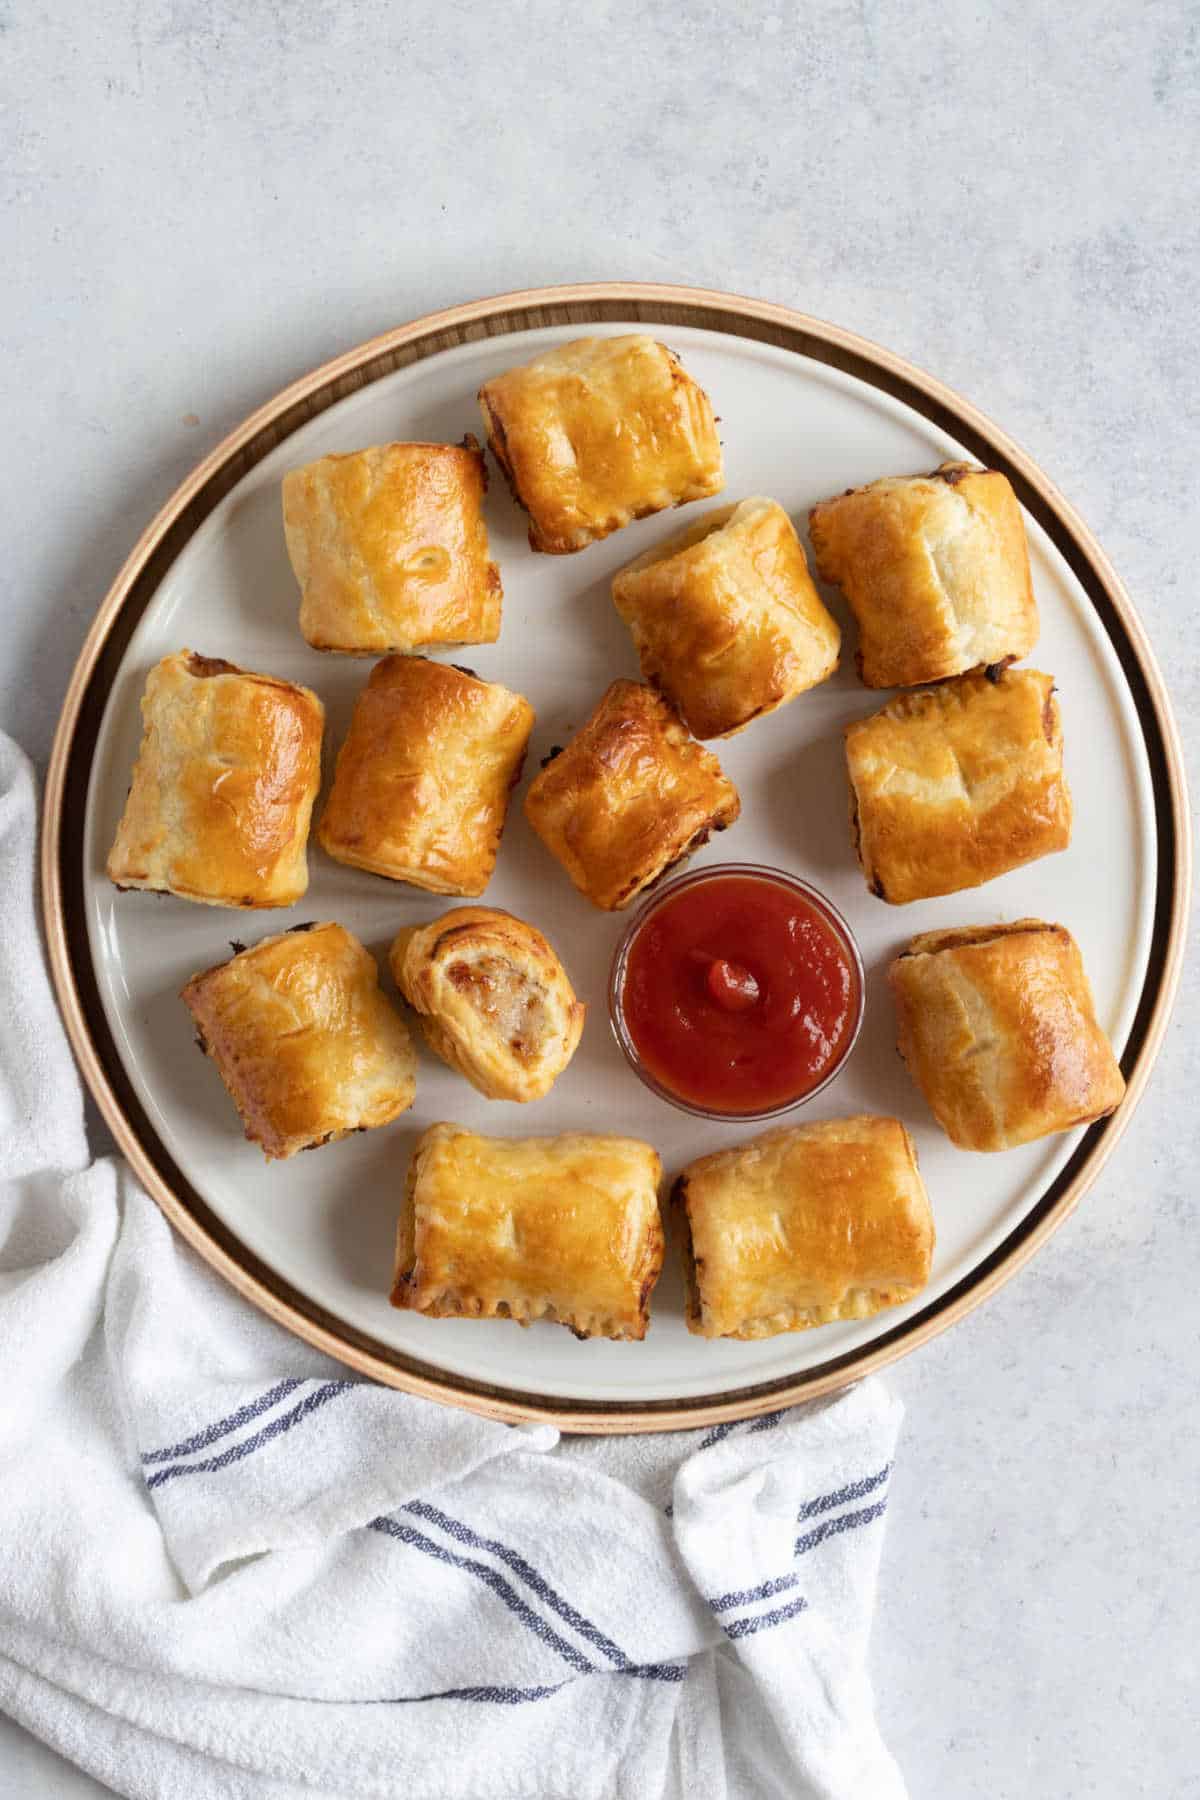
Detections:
[477, 334, 723, 554]
[611, 497, 840, 738]
[282, 438, 502, 655]
[523, 680, 741, 910]
[392, 1123, 664, 1339]
[318, 655, 535, 895]
[106, 650, 323, 909]
[888, 920, 1126, 1152]
[675, 1116, 934, 1340]
[390, 907, 585, 1102]
[181, 923, 417, 1159]
[809, 462, 1038, 687]
[844, 668, 1071, 904]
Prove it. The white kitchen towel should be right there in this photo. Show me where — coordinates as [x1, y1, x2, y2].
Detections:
[0, 732, 907, 1800]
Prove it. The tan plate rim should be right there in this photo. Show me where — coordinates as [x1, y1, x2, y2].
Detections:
[41, 282, 1192, 1433]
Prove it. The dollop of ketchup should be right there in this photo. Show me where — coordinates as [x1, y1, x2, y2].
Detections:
[620, 873, 859, 1115]
[704, 957, 760, 1011]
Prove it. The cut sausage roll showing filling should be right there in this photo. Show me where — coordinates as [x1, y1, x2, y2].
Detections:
[390, 907, 585, 1102]
[392, 1124, 665, 1340]
[674, 1116, 935, 1340]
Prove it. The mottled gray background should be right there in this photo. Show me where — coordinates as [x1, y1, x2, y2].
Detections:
[1, 2, 1196, 1796]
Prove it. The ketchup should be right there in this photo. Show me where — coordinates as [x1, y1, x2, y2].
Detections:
[616, 871, 861, 1116]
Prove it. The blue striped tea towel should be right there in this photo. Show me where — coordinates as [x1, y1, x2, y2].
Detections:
[0, 734, 907, 1799]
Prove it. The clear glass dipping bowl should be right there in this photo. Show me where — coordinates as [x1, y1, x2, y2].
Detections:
[607, 862, 866, 1122]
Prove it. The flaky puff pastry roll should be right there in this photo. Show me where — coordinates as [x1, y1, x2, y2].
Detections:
[674, 1116, 934, 1340]
[318, 656, 535, 895]
[392, 1123, 665, 1340]
[282, 438, 501, 655]
[106, 650, 324, 909]
[611, 497, 840, 738]
[844, 668, 1072, 904]
[181, 923, 416, 1160]
[523, 680, 740, 910]
[888, 920, 1125, 1152]
[478, 334, 723, 554]
[809, 462, 1038, 687]
[390, 907, 585, 1102]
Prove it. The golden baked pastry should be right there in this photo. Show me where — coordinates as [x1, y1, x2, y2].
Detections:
[392, 1123, 665, 1339]
[843, 668, 1071, 904]
[611, 497, 840, 738]
[318, 656, 535, 895]
[181, 923, 416, 1159]
[523, 679, 740, 910]
[809, 461, 1038, 687]
[888, 920, 1126, 1152]
[106, 650, 323, 909]
[477, 334, 723, 553]
[675, 1116, 934, 1340]
[282, 438, 502, 654]
[390, 907, 585, 1102]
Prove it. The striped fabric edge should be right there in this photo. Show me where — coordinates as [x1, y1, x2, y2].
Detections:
[140, 1376, 307, 1464]
[707, 1572, 801, 1615]
[144, 1381, 355, 1490]
[391, 1682, 568, 1706]
[706, 1468, 893, 1642]
[403, 1498, 629, 1668]
[388, 1662, 687, 1708]
[794, 1497, 888, 1558]
[797, 1463, 891, 1522]
[724, 1595, 809, 1640]
[368, 1513, 596, 1675]
[369, 1512, 686, 1690]
[697, 1410, 786, 1454]
[663, 1409, 788, 1512]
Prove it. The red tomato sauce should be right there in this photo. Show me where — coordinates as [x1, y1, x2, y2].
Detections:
[618, 873, 860, 1115]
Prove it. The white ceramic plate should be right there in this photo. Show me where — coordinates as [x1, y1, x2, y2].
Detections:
[79, 318, 1158, 1409]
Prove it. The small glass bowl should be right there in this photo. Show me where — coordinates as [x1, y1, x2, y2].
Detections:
[607, 862, 866, 1122]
